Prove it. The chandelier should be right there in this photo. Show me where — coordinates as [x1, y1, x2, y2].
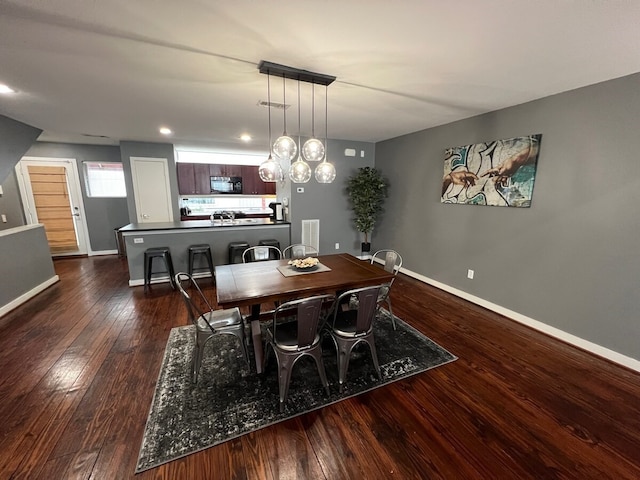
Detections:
[258, 61, 336, 184]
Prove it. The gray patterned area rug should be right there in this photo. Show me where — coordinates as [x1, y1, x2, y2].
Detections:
[135, 309, 457, 473]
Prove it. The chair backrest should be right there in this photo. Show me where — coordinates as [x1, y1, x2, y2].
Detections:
[333, 285, 384, 335]
[175, 272, 215, 330]
[282, 244, 319, 259]
[242, 245, 282, 263]
[273, 294, 335, 349]
[371, 249, 402, 276]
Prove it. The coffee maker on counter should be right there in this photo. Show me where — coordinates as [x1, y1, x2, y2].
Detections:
[268, 202, 284, 222]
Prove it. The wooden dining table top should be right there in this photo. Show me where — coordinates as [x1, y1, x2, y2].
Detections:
[215, 253, 395, 308]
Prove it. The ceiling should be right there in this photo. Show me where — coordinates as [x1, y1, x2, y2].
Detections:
[1, 0, 639, 154]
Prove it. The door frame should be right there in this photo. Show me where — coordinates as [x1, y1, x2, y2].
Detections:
[15, 156, 91, 256]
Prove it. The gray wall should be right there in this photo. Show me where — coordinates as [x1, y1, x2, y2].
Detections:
[0, 114, 42, 184]
[288, 139, 375, 256]
[25, 142, 130, 251]
[374, 72, 640, 361]
[0, 171, 26, 230]
[0, 225, 57, 311]
[120, 141, 179, 224]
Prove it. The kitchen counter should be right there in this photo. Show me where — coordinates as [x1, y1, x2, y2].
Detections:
[119, 219, 291, 286]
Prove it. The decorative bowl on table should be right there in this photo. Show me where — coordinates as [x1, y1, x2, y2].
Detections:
[288, 257, 319, 271]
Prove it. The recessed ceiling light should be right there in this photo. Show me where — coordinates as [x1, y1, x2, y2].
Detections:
[0, 84, 16, 94]
[240, 133, 252, 142]
[159, 127, 172, 135]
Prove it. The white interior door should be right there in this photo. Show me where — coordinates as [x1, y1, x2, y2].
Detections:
[130, 157, 174, 223]
[16, 157, 90, 256]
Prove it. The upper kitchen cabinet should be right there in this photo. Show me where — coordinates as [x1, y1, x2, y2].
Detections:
[177, 163, 211, 194]
[209, 164, 242, 177]
[242, 166, 276, 195]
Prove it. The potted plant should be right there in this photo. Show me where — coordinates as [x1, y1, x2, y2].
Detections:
[346, 166, 389, 253]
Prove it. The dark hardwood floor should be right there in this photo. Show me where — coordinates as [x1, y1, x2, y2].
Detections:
[1, 255, 639, 479]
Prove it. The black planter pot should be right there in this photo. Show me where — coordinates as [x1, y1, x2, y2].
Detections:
[361, 242, 371, 253]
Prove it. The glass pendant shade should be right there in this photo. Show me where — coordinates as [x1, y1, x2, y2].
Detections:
[302, 137, 325, 162]
[289, 157, 312, 183]
[273, 135, 297, 161]
[314, 160, 336, 183]
[259, 154, 283, 182]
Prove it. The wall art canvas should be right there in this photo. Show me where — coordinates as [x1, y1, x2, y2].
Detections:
[441, 134, 542, 207]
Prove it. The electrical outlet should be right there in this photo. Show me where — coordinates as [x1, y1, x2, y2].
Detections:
[1, 214, 6, 223]
[335, 242, 339, 250]
[134, 238, 144, 244]
[467, 269, 474, 279]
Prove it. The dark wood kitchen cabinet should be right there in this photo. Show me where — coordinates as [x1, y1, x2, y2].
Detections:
[241, 166, 276, 195]
[178, 163, 275, 195]
[209, 164, 242, 177]
[177, 163, 211, 194]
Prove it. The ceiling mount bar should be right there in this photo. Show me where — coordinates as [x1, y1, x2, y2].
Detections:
[258, 60, 336, 86]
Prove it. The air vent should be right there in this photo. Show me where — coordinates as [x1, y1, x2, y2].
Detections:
[257, 100, 290, 110]
[81, 133, 110, 138]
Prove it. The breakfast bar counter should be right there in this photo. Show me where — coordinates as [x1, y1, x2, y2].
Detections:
[119, 219, 290, 286]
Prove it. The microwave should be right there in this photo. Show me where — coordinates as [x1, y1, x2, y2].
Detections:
[210, 176, 242, 194]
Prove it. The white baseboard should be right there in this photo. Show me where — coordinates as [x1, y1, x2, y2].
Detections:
[0, 275, 60, 319]
[89, 249, 118, 256]
[400, 266, 640, 373]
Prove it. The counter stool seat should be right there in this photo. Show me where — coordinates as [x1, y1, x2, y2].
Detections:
[144, 247, 176, 292]
[188, 244, 215, 282]
[258, 239, 281, 260]
[228, 241, 250, 264]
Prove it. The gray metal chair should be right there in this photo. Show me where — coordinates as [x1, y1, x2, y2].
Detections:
[264, 293, 336, 412]
[242, 245, 282, 262]
[328, 285, 383, 392]
[370, 249, 403, 330]
[282, 244, 319, 259]
[175, 272, 249, 382]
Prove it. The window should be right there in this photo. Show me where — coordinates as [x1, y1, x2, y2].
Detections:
[84, 162, 127, 197]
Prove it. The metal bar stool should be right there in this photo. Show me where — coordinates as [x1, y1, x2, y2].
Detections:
[228, 241, 250, 264]
[258, 239, 281, 260]
[188, 244, 215, 282]
[144, 247, 176, 292]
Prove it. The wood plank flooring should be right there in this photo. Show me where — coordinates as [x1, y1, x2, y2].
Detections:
[1, 255, 639, 479]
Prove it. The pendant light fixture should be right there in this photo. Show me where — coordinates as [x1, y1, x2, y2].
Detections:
[289, 79, 312, 183]
[258, 73, 284, 182]
[272, 74, 297, 161]
[302, 82, 325, 162]
[315, 84, 336, 183]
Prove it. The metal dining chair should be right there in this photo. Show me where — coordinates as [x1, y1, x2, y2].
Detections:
[282, 244, 319, 259]
[264, 293, 336, 412]
[370, 249, 403, 330]
[242, 245, 282, 262]
[327, 285, 384, 392]
[175, 272, 249, 382]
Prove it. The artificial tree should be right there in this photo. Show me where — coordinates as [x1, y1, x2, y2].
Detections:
[345, 166, 389, 253]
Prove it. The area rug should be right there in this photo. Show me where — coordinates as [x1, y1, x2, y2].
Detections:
[135, 309, 457, 473]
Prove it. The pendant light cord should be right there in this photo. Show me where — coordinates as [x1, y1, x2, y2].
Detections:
[267, 74, 272, 148]
[311, 83, 315, 138]
[324, 84, 328, 159]
[282, 74, 287, 135]
[297, 79, 302, 152]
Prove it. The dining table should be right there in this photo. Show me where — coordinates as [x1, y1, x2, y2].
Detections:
[215, 253, 395, 373]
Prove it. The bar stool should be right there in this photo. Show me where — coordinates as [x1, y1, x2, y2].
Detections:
[188, 244, 215, 281]
[228, 241, 250, 264]
[144, 247, 175, 292]
[259, 239, 281, 260]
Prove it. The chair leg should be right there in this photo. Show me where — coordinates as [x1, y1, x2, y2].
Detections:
[365, 336, 382, 380]
[334, 337, 353, 394]
[310, 348, 330, 396]
[206, 251, 215, 284]
[277, 353, 295, 412]
[387, 297, 397, 330]
[165, 251, 176, 289]
[236, 330, 250, 367]
[144, 254, 152, 292]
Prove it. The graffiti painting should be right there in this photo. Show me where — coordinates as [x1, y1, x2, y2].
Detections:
[441, 134, 542, 207]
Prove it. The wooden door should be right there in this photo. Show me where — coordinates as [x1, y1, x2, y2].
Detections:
[177, 163, 196, 194]
[28, 166, 78, 254]
[193, 164, 211, 194]
[16, 157, 89, 256]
